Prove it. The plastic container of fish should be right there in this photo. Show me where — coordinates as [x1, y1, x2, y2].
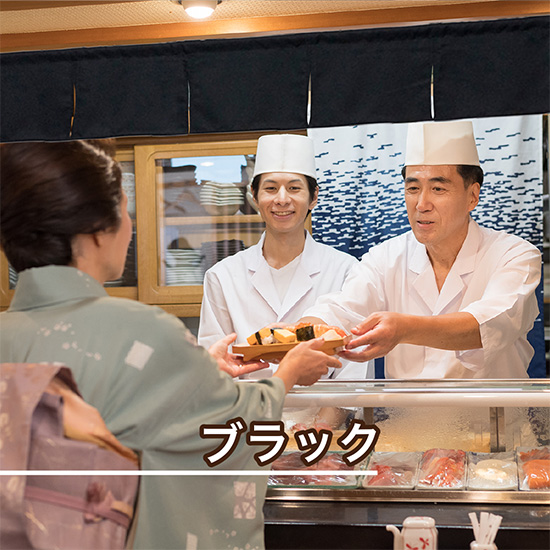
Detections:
[467, 452, 518, 490]
[362, 451, 420, 489]
[268, 451, 367, 489]
[416, 448, 467, 490]
[516, 446, 550, 491]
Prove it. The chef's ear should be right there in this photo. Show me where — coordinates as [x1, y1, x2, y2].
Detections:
[309, 185, 319, 210]
[468, 181, 480, 212]
[250, 175, 260, 204]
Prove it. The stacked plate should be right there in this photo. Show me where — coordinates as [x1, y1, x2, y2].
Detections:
[163, 185, 208, 217]
[201, 240, 245, 272]
[8, 265, 18, 288]
[105, 230, 138, 287]
[199, 181, 244, 216]
[165, 248, 204, 286]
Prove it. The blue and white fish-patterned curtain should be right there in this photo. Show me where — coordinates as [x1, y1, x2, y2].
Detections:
[308, 115, 544, 376]
[308, 115, 543, 254]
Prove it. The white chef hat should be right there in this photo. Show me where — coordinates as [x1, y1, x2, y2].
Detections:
[252, 134, 316, 179]
[405, 120, 480, 167]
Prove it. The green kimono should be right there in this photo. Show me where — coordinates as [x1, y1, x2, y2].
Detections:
[1, 266, 286, 550]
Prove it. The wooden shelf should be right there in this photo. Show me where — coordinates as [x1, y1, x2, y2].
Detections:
[105, 287, 138, 300]
[163, 214, 263, 226]
[157, 303, 202, 318]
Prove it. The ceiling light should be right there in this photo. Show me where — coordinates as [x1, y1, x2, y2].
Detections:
[179, 0, 221, 20]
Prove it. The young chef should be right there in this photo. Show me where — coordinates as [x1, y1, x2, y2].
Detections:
[301, 120, 541, 379]
[199, 133, 372, 380]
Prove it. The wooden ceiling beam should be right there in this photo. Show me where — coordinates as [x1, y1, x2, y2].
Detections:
[1, 1, 548, 53]
[0, 1, 144, 10]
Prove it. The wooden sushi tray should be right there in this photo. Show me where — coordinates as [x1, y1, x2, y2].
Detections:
[233, 336, 351, 362]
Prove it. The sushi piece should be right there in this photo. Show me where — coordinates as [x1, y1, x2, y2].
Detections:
[295, 324, 315, 341]
[313, 324, 346, 338]
[291, 323, 347, 342]
[246, 327, 274, 345]
[320, 329, 342, 341]
[273, 329, 297, 343]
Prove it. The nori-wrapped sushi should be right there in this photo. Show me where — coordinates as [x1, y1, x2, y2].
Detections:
[295, 324, 315, 341]
[247, 327, 275, 345]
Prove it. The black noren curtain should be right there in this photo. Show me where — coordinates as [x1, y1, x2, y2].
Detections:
[185, 35, 310, 134]
[0, 43, 188, 142]
[434, 16, 550, 120]
[0, 50, 74, 142]
[309, 25, 434, 127]
[71, 43, 188, 139]
[0, 16, 548, 142]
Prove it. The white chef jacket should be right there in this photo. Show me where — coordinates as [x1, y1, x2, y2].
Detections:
[303, 219, 541, 379]
[199, 231, 372, 379]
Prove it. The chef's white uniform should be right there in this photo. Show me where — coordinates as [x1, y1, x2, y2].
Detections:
[303, 219, 541, 379]
[199, 231, 372, 379]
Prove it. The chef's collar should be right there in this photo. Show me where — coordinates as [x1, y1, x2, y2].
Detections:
[251, 231, 321, 275]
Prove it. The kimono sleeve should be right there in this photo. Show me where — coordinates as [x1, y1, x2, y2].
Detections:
[104, 307, 286, 455]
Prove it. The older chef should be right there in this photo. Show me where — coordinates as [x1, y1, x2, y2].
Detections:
[199, 133, 372, 379]
[301, 120, 541, 379]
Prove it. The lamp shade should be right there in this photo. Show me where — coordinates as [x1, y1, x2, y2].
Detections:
[180, 0, 219, 19]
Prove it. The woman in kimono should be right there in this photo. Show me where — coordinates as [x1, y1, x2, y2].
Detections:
[199, 134, 372, 381]
[0, 140, 341, 550]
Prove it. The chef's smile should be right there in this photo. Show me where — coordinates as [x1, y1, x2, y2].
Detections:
[256, 172, 317, 235]
[272, 209, 295, 218]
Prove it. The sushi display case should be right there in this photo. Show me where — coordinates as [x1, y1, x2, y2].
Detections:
[262, 379, 550, 549]
[266, 379, 550, 503]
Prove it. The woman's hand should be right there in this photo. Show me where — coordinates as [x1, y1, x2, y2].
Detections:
[209, 333, 269, 377]
[275, 338, 342, 392]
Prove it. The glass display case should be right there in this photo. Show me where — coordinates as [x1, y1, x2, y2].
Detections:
[264, 379, 550, 503]
[263, 379, 549, 549]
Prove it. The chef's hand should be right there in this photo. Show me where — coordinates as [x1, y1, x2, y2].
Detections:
[275, 338, 342, 392]
[339, 312, 402, 362]
[209, 333, 269, 377]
